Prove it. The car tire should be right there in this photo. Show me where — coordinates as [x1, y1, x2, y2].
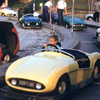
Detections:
[93, 66, 100, 80]
[1, 13, 5, 16]
[55, 75, 70, 95]
[87, 17, 93, 21]
[2, 51, 11, 62]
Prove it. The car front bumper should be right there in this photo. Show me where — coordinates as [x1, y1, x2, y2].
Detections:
[23, 24, 42, 29]
[72, 25, 87, 30]
[0, 81, 61, 100]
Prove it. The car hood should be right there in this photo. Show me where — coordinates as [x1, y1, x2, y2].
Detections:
[0, 9, 17, 14]
[6, 52, 74, 83]
[64, 16, 85, 25]
[23, 17, 40, 22]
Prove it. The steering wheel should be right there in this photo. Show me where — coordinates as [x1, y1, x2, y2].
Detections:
[42, 44, 58, 50]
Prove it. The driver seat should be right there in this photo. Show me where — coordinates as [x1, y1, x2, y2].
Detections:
[57, 42, 61, 47]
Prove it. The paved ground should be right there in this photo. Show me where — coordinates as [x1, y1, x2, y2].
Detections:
[0, 25, 100, 100]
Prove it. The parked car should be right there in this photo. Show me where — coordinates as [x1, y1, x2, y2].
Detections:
[3, 44, 100, 100]
[85, 13, 93, 21]
[0, 21, 19, 62]
[96, 28, 100, 45]
[63, 16, 86, 30]
[19, 14, 42, 29]
[0, 7, 18, 17]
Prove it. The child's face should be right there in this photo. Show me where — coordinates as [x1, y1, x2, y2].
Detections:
[49, 38, 57, 46]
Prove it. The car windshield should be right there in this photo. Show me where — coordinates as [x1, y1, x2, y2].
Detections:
[41, 47, 75, 59]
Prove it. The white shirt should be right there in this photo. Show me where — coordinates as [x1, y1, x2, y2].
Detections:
[57, 0, 67, 9]
[45, 1, 52, 8]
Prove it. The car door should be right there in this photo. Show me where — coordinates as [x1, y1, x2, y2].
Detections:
[77, 57, 92, 83]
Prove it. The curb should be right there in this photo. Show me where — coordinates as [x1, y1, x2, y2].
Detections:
[84, 20, 100, 28]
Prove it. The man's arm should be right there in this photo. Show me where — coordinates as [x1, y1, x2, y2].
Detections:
[64, 7, 68, 15]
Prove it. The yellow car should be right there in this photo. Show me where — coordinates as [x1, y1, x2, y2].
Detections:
[5, 44, 100, 97]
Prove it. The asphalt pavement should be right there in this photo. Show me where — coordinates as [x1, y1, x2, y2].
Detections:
[0, 27, 100, 100]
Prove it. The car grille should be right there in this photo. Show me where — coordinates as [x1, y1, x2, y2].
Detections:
[30, 22, 37, 25]
[9, 78, 45, 90]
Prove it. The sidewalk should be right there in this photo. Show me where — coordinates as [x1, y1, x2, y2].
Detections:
[85, 20, 100, 28]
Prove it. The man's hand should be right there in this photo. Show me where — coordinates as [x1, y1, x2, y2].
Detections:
[65, 12, 70, 16]
[44, 44, 47, 47]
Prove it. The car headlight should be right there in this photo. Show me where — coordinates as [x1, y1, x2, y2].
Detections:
[36, 23, 39, 26]
[36, 83, 42, 90]
[81, 24, 84, 27]
[27, 23, 30, 26]
[11, 79, 17, 86]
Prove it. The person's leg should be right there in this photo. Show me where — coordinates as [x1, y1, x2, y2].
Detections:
[60, 9, 64, 25]
[93, 12, 96, 22]
[97, 12, 99, 22]
[45, 6, 49, 22]
[43, 6, 46, 22]
[58, 9, 61, 25]
[58, 9, 63, 26]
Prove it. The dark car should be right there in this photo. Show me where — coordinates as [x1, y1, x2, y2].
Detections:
[0, 21, 19, 62]
[19, 14, 42, 29]
[52, 13, 86, 30]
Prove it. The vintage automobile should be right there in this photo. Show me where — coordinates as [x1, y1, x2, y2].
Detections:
[39, 13, 86, 30]
[3, 44, 100, 100]
[85, 13, 93, 21]
[0, 21, 19, 62]
[0, 7, 18, 17]
[63, 16, 86, 30]
[19, 14, 42, 29]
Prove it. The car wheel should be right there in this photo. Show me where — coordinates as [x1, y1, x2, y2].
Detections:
[55, 75, 70, 95]
[1, 13, 5, 16]
[3, 54, 11, 62]
[2, 50, 12, 62]
[87, 17, 93, 21]
[93, 66, 99, 79]
[2, 53, 11, 62]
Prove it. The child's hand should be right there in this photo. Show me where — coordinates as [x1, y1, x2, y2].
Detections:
[44, 44, 47, 47]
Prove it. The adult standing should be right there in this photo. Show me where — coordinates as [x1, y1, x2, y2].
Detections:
[43, 0, 53, 22]
[56, 0, 68, 26]
[93, 0, 100, 22]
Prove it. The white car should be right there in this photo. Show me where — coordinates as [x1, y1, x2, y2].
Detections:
[0, 7, 18, 17]
[85, 13, 93, 21]
[96, 28, 100, 44]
